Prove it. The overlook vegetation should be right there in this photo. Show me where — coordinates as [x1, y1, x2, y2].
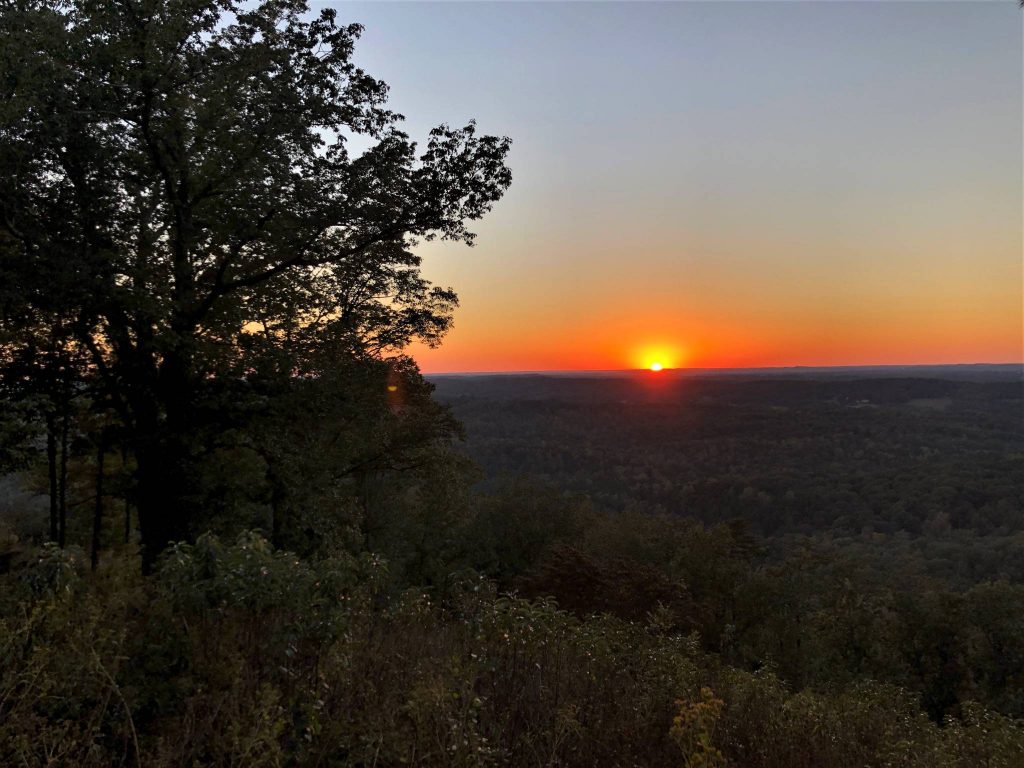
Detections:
[3, 353, 1023, 765]
[1, 1, 1022, 765]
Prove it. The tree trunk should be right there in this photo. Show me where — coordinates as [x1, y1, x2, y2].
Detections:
[91, 432, 105, 571]
[134, 437, 193, 573]
[46, 412, 58, 542]
[270, 479, 285, 550]
[266, 459, 288, 550]
[122, 445, 132, 545]
[57, 400, 69, 548]
[132, 348, 198, 572]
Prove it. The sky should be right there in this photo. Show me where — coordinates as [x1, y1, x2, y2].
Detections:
[330, 1, 1022, 373]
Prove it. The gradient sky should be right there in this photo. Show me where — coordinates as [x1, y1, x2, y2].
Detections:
[331, 1, 1022, 372]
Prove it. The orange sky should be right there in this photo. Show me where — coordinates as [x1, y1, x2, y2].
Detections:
[407, 193, 1022, 372]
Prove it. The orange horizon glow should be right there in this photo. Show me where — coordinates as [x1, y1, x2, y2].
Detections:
[405, 221, 1022, 376]
[408, 297, 1023, 373]
[410, 344, 1024, 375]
[409, 321, 1023, 374]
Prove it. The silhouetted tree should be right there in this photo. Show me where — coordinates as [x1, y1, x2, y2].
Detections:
[0, 0, 511, 567]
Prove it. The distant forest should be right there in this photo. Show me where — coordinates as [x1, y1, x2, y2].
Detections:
[427, 372, 1024, 708]
[436, 372, 1022, 546]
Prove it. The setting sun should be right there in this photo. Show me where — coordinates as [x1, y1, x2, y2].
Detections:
[631, 343, 686, 372]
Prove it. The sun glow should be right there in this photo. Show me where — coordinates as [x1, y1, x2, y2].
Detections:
[633, 343, 687, 372]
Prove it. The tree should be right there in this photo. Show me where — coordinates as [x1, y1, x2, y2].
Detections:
[0, 311, 87, 546]
[0, 0, 511, 567]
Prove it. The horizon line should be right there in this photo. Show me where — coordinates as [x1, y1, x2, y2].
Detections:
[422, 361, 1024, 377]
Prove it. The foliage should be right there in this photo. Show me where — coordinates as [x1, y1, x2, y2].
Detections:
[671, 688, 726, 768]
[1, 536, 1022, 766]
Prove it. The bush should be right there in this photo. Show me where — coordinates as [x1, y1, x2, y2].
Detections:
[1, 535, 1021, 766]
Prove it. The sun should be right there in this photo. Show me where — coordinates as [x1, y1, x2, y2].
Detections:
[633, 343, 686, 371]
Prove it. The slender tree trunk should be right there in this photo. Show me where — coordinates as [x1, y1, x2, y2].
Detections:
[122, 444, 131, 545]
[57, 398, 69, 549]
[46, 412, 58, 542]
[267, 461, 287, 550]
[91, 431, 105, 571]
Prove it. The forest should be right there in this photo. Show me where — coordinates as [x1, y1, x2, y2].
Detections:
[2, 366, 1023, 767]
[1, 1, 1023, 765]
[434, 371, 1024, 716]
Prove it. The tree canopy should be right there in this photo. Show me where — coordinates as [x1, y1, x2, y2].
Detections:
[0, 0, 511, 565]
